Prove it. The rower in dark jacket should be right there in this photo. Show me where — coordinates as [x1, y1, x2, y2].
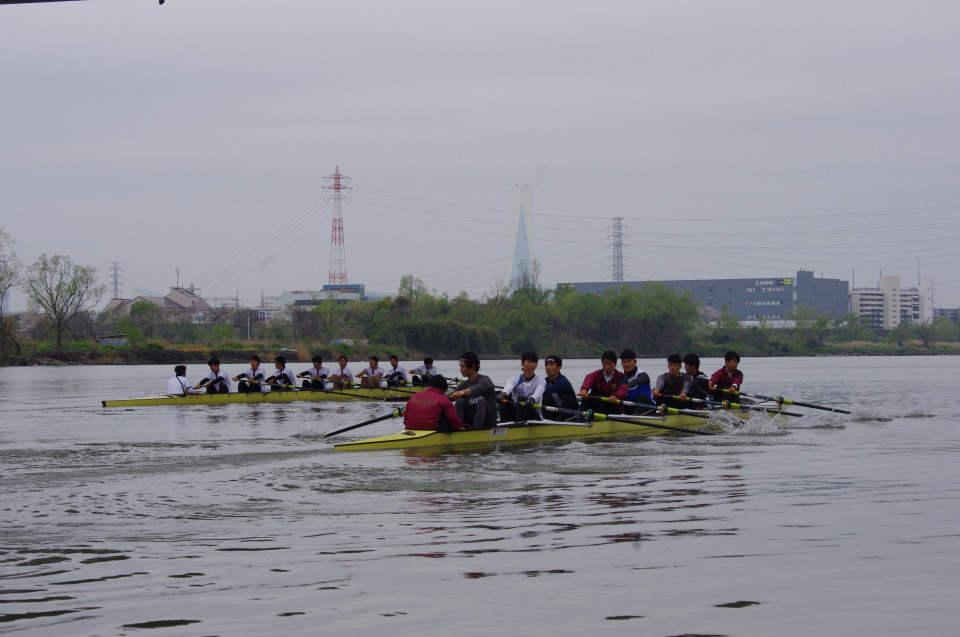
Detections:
[653, 353, 692, 409]
[541, 354, 579, 412]
[683, 353, 711, 403]
[449, 351, 498, 430]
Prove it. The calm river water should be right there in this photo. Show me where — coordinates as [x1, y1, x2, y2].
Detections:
[1, 356, 958, 636]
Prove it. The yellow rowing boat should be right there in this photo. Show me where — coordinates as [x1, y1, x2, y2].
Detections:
[333, 411, 741, 451]
[102, 386, 415, 407]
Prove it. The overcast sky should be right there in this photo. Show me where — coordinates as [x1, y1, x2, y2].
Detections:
[2, 0, 959, 311]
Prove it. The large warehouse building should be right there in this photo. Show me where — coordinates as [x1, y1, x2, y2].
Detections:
[567, 270, 850, 324]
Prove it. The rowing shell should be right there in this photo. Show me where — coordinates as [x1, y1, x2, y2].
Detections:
[101, 386, 415, 407]
[333, 411, 743, 451]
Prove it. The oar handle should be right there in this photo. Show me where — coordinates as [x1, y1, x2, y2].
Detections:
[530, 402, 595, 421]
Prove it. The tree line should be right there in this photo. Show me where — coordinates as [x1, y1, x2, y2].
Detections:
[3, 233, 959, 364]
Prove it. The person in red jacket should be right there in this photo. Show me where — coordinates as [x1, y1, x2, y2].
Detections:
[403, 375, 466, 432]
[578, 350, 628, 414]
[709, 350, 744, 401]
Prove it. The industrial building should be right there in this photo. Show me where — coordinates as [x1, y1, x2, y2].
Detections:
[567, 270, 850, 324]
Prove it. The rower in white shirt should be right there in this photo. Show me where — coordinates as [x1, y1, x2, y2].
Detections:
[233, 354, 266, 393]
[297, 355, 331, 390]
[167, 365, 198, 396]
[328, 355, 354, 388]
[357, 356, 385, 388]
[383, 355, 408, 387]
[498, 351, 546, 422]
[410, 357, 439, 385]
[194, 357, 231, 394]
[264, 355, 298, 391]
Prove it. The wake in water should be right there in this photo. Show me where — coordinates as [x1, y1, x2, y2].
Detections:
[711, 408, 849, 434]
[710, 410, 788, 435]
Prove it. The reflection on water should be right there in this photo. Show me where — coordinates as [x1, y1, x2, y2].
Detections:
[1, 358, 959, 635]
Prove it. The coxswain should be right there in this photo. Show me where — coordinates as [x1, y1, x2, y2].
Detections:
[541, 354, 579, 411]
[402, 375, 466, 432]
[233, 354, 265, 393]
[195, 357, 231, 394]
[327, 355, 354, 388]
[383, 355, 408, 386]
[709, 350, 743, 401]
[498, 350, 546, 422]
[167, 365, 198, 396]
[578, 350, 627, 414]
[297, 355, 330, 390]
[449, 351, 498, 430]
[653, 353, 692, 409]
[264, 355, 297, 391]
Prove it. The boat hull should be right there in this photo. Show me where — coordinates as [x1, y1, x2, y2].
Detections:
[102, 386, 415, 407]
[333, 412, 737, 451]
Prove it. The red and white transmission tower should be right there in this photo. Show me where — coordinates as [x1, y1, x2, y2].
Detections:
[323, 166, 352, 285]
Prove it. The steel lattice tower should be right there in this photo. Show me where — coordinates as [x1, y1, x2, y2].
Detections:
[323, 166, 352, 285]
[109, 261, 123, 299]
[611, 217, 624, 283]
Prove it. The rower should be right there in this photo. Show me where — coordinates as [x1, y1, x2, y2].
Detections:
[709, 350, 743, 401]
[264, 355, 297, 392]
[195, 357, 231, 394]
[297, 355, 330, 390]
[653, 353, 692, 409]
[383, 355, 408, 387]
[167, 365, 198, 396]
[498, 350, 545, 422]
[619, 348, 654, 414]
[410, 357, 438, 385]
[541, 354, 579, 411]
[449, 351, 497, 430]
[327, 355, 354, 388]
[403, 375, 465, 432]
[578, 350, 627, 414]
[233, 355, 265, 393]
[356, 356, 384, 388]
[682, 353, 711, 403]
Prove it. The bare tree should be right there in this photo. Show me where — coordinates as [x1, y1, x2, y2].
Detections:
[0, 227, 21, 317]
[511, 259, 549, 304]
[484, 274, 510, 309]
[22, 254, 106, 349]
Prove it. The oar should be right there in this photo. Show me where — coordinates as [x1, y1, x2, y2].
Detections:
[324, 407, 405, 439]
[512, 400, 718, 436]
[597, 395, 722, 421]
[596, 395, 663, 415]
[194, 376, 229, 390]
[732, 390, 852, 415]
[680, 396, 805, 418]
[589, 410, 719, 436]
[300, 385, 409, 402]
[263, 376, 299, 390]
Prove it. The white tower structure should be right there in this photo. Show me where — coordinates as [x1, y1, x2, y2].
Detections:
[509, 184, 533, 286]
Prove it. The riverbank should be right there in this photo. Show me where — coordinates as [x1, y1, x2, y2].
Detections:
[4, 338, 959, 366]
